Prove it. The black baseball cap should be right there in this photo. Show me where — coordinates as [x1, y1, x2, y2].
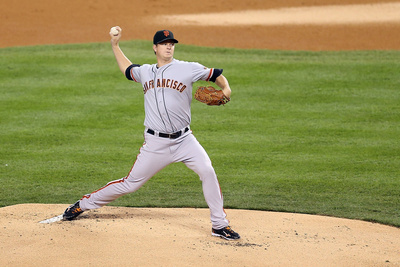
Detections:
[153, 30, 179, 45]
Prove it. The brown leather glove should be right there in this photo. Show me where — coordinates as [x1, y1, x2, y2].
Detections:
[194, 86, 230, 106]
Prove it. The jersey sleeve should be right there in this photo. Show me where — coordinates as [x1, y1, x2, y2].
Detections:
[125, 64, 141, 83]
[191, 62, 223, 83]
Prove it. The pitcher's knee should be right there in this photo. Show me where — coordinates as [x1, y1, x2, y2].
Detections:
[197, 166, 217, 181]
[124, 175, 149, 193]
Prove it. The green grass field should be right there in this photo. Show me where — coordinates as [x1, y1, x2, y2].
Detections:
[1, 41, 399, 227]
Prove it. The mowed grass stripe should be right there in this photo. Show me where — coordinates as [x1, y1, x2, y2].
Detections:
[0, 42, 399, 227]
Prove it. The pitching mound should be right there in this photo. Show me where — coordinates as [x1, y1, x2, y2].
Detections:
[1, 204, 399, 266]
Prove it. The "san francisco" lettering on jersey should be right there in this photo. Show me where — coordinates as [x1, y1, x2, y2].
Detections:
[143, 78, 187, 94]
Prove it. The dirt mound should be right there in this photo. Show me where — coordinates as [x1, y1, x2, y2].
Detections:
[1, 204, 399, 266]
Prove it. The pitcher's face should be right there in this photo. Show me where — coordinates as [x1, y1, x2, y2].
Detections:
[154, 40, 175, 61]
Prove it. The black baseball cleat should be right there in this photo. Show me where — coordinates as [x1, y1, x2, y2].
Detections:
[212, 226, 240, 240]
[63, 201, 84, 220]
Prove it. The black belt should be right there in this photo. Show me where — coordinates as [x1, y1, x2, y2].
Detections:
[147, 127, 189, 139]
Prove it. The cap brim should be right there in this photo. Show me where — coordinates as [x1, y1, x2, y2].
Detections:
[156, 38, 179, 44]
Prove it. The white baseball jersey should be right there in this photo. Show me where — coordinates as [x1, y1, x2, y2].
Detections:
[126, 59, 218, 133]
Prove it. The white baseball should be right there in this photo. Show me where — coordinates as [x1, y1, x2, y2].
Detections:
[110, 27, 119, 36]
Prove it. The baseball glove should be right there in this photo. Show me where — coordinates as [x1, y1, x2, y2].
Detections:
[194, 86, 230, 106]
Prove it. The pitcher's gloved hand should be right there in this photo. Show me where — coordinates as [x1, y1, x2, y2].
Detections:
[194, 86, 230, 106]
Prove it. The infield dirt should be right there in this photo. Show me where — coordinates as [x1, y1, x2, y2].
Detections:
[1, 0, 399, 266]
[1, 0, 400, 50]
